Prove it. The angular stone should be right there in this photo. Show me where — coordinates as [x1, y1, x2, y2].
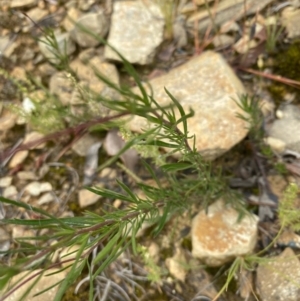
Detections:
[49, 71, 73, 106]
[70, 12, 108, 48]
[268, 104, 300, 153]
[72, 134, 101, 157]
[256, 248, 300, 301]
[104, 1, 165, 65]
[0, 177, 12, 188]
[9, 150, 29, 168]
[70, 56, 119, 95]
[10, 0, 37, 8]
[39, 32, 76, 64]
[24, 181, 52, 196]
[23, 132, 45, 149]
[188, 0, 275, 32]
[5, 269, 67, 301]
[281, 7, 300, 39]
[78, 188, 101, 208]
[191, 200, 258, 266]
[129, 51, 248, 159]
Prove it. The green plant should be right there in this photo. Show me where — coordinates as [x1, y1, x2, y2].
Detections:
[0, 25, 248, 301]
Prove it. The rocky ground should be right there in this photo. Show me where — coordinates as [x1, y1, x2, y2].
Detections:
[1, 0, 300, 301]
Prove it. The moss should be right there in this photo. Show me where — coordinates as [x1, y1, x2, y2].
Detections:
[268, 41, 300, 104]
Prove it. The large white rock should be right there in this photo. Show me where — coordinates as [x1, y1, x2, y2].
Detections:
[256, 248, 300, 301]
[129, 51, 248, 160]
[70, 12, 109, 48]
[4, 269, 67, 301]
[191, 200, 258, 266]
[104, 1, 165, 65]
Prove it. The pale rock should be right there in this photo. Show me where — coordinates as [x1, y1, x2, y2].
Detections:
[26, 7, 48, 23]
[24, 181, 52, 196]
[71, 56, 119, 93]
[59, 245, 80, 270]
[233, 35, 258, 54]
[268, 104, 300, 153]
[256, 248, 300, 301]
[191, 200, 258, 266]
[39, 32, 76, 64]
[264, 137, 286, 154]
[0, 227, 10, 258]
[5, 269, 67, 301]
[166, 247, 188, 282]
[212, 34, 235, 48]
[23, 131, 45, 149]
[0, 109, 17, 131]
[130, 51, 248, 160]
[70, 11, 108, 48]
[17, 171, 37, 181]
[63, 7, 82, 32]
[104, 1, 165, 65]
[188, 0, 274, 32]
[0, 35, 10, 55]
[195, 0, 214, 5]
[3, 186, 18, 199]
[22, 97, 36, 113]
[113, 199, 122, 208]
[49, 71, 73, 106]
[78, 188, 101, 208]
[220, 21, 240, 33]
[148, 242, 160, 264]
[12, 227, 35, 243]
[9, 150, 29, 168]
[38, 192, 55, 205]
[72, 133, 101, 157]
[281, 7, 300, 38]
[0, 177, 12, 188]
[10, 0, 37, 8]
[277, 229, 300, 249]
[78, 0, 96, 11]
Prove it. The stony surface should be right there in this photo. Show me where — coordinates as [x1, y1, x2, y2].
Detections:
[104, 1, 165, 65]
[188, 0, 275, 32]
[10, 0, 37, 8]
[281, 7, 300, 39]
[24, 181, 52, 196]
[268, 104, 300, 153]
[130, 51, 248, 159]
[5, 269, 67, 301]
[9, 150, 29, 168]
[70, 11, 108, 48]
[71, 133, 101, 157]
[0, 177, 12, 188]
[78, 188, 101, 208]
[39, 31, 76, 64]
[256, 247, 300, 301]
[166, 246, 188, 282]
[191, 199, 258, 266]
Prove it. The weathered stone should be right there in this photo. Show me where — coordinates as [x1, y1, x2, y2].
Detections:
[188, 0, 275, 32]
[9, 150, 29, 168]
[71, 133, 101, 157]
[39, 32, 76, 64]
[26, 7, 48, 23]
[3, 186, 18, 199]
[212, 34, 235, 48]
[0, 109, 17, 132]
[63, 7, 82, 32]
[10, 0, 37, 8]
[256, 248, 300, 301]
[0, 177, 12, 188]
[191, 200, 258, 266]
[23, 132, 45, 149]
[5, 269, 67, 301]
[70, 56, 119, 95]
[70, 12, 108, 48]
[268, 104, 300, 153]
[24, 181, 52, 196]
[104, 1, 165, 65]
[78, 188, 101, 208]
[166, 247, 188, 282]
[130, 51, 248, 159]
[281, 7, 300, 39]
[49, 71, 73, 106]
